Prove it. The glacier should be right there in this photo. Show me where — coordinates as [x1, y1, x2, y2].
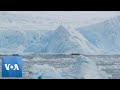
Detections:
[77, 16, 120, 54]
[0, 24, 99, 54]
[0, 11, 120, 54]
[0, 11, 120, 79]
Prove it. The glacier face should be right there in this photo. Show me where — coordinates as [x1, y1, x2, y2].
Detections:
[0, 30, 53, 53]
[45, 25, 98, 54]
[77, 16, 120, 54]
[0, 25, 98, 54]
[0, 11, 100, 54]
[0, 11, 120, 54]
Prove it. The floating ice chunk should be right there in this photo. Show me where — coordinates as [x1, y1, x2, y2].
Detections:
[28, 55, 109, 79]
[28, 64, 63, 79]
[63, 55, 109, 79]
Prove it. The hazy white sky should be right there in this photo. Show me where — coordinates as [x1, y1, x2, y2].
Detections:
[3, 11, 119, 28]
[7, 11, 120, 23]
[0, 11, 118, 29]
[10, 11, 120, 18]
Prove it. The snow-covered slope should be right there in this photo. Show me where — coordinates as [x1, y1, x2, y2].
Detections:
[46, 25, 98, 54]
[77, 16, 120, 54]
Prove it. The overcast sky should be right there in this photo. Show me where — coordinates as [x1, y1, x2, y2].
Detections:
[2, 11, 119, 28]
[6, 11, 120, 24]
[10, 11, 120, 18]
[0, 11, 118, 29]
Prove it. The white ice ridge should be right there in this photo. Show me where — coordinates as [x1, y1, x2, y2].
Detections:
[77, 16, 120, 54]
